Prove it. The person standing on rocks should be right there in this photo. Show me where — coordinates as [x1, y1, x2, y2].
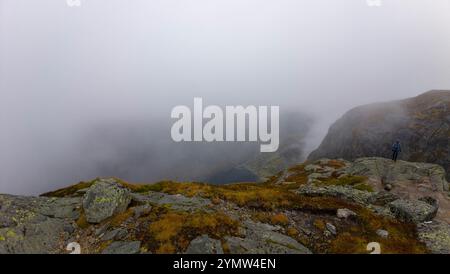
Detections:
[391, 140, 402, 162]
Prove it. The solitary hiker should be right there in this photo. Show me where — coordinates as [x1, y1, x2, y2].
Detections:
[391, 140, 401, 162]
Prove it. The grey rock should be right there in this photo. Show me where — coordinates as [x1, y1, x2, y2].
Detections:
[325, 223, 337, 235]
[0, 215, 16, 228]
[337, 208, 357, 219]
[101, 241, 141, 254]
[389, 198, 438, 223]
[368, 191, 399, 206]
[82, 179, 131, 223]
[133, 205, 152, 218]
[185, 235, 223, 254]
[376, 229, 389, 238]
[63, 224, 75, 234]
[39, 197, 81, 220]
[296, 185, 373, 205]
[0, 194, 72, 254]
[417, 221, 450, 254]
[102, 228, 127, 241]
[95, 224, 110, 236]
[0, 217, 68, 254]
[224, 221, 312, 254]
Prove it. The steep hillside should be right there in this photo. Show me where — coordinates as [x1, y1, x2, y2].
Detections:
[1, 158, 449, 254]
[308, 90, 450, 179]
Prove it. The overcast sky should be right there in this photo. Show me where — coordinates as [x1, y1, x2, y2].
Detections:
[1, 0, 450, 195]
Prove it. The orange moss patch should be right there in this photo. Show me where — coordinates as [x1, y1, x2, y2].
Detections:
[270, 213, 289, 226]
[108, 208, 134, 227]
[286, 227, 299, 237]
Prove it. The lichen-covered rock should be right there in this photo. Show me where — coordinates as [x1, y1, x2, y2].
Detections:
[296, 185, 373, 205]
[38, 197, 82, 220]
[389, 198, 438, 223]
[0, 194, 72, 254]
[82, 179, 131, 223]
[185, 235, 224, 254]
[101, 241, 141, 254]
[417, 221, 450, 254]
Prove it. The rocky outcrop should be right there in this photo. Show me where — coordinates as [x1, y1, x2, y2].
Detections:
[347, 157, 448, 192]
[0, 157, 449, 254]
[0, 195, 78, 253]
[309, 90, 450, 180]
[388, 198, 438, 223]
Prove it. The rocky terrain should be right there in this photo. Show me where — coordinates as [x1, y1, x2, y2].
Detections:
[308, 90, 450, 180]
[1, 157, 449, 254]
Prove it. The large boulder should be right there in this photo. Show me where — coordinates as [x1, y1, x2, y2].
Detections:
[388, 198, 438, 223]
[82, 179, 131, 223]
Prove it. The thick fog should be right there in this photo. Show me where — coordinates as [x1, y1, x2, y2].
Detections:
[1, 0, 450, 195]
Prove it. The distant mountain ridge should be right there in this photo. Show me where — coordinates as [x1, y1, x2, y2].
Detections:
[308, 90, 450, 179]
